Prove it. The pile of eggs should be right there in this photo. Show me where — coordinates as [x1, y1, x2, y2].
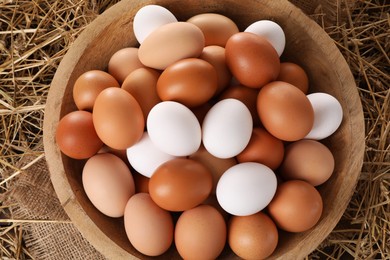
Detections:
[55, 4, 343, 259]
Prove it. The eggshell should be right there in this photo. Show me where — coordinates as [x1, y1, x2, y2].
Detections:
[202, 98, 252, 159]
[244, 20, 286, 56]
[121, 67, 161, 120]
[73, 70, 120, 111]
[149, 158, 212, 211]
[82, 153, 135, 217]
[225, 32, 280, 88]
[93, 87, 144, 150]
[257, 81, 314, 141]
[175, 205, 227, 260]
[147, 101, 201, 156]
[157, 58, 218, 107]
[279, 140, 335, 186]
[126, 132, 177, 178]
[124, 193, 174, 256]
[276, 62, 309, 94]
[228, 212, 278, 259]
[216, 162, 277, 216]
[237, 127, 284, 170]
[187, 13, 239, 47]
[138, 22, 205, 70]
[108, 47, 144, 84]
[133, 4, 177, 44]
[56, 111, 103, 159]
[305, 92, 343, 140]
[267, 180, 323, 232]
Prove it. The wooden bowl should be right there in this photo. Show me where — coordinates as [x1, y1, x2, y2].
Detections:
[43, 0, 365, 259]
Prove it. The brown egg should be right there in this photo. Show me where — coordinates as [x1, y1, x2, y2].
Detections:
[225, 32, 280, 88]
[267, 180, 323, 232]
[157, 58, 218, 107]
[56, 110, 103, 159]
[279, 140, 335, 186]
[277, 62, 309, 94]
[187, 13, 239, 47]
[73, 70, 120, 111]
[149, 158, 212, 211]
[124, 193, 173, 256]
[189, 145, 236, 193]
[199, 45, 232, 94]
[121, 68, 161, 120]
[133, 171, 150, 193]
[82, 153, 135, 217]
[93, 87, 144, 150]
[257, 81, 314, 141]
[237, 127, 284, 170]
[201, 194, 230, 221]
[228, 212, 278, 259]
[98, 145, 128, 163]
[108, 47, 144, 84]
[175, 205, 227, 260]
[219, 84, 261, 126]
[191, 102, 212, 124]
[138, 22, 205, 70]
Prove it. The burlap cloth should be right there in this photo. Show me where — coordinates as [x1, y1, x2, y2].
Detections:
[3, 1, 355, 259]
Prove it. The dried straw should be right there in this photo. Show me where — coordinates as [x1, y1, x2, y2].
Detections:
[0, 0, 389, 259]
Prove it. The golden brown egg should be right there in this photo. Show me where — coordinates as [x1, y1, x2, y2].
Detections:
[277, 62, 309, 94]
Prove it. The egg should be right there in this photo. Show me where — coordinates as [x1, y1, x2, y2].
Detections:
[132, 172, 150, 193]
[175, 205, 227, 260]
[187, 13, 239, 47]
[305, 92, 343, 140]
[216, 162, 277, 216]
[237, 127, 284, 170]
[156, 58, 218, 107]
[126, 132, 177, 178]
[244, 20, 286, 57]
[267, 180, 323, 232]
[133, 4, 177, 44]
[82, 153, 135, 217]
[73, 70, 120, 111]
[147, 101, 201, 156]
[228, 212, 278, 259]
[93, 87, 144, 150]
[225, 32, 280, 88]
[98, 145, 129, 165]
[202, 98, 253, 159]
[149, 158, 212, 211]
[124, 193, 174, 256]
[121, 67, 161, 120]
[279, 140, 335, 186]
[138, 22, 205, 70]
[56, 110, 103, 159]
[257, 81, 314, 141]
[191, 102, 212, 124]
[107, 47, 144, 84]
[276, 62, 309, 94]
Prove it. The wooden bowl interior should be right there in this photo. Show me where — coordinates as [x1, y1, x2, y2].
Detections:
[44, 0, 365, 259]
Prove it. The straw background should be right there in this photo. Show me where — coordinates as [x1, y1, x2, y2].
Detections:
[0, 0, 389, 259]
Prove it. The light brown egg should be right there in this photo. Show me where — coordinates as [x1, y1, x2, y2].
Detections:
[108, 47, 144, 84]
[121, 67, 161, 120]
[187, 13, 239, 47]
[257, 81, 314, 141]
[267, 180, 323, 232]
[93, 87, 144, 150]
[228, 212, 278, 260]
[149, 158, 212, 211]
[279, 140, 335, 186]
[124, 193, 173, 256]
[73, 70, 120, 111]
[56, 110, 103, 159]
[277, 62, 309, 94]
[175, 205, 227, 260]
[82, 153, 135, 217]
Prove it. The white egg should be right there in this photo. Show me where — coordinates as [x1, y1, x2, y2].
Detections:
[126, 132, 177, 178]
[147, 101, 201, 156]
[202, 98, 252, 159]
[244, 20, 285, 57]
[216, 162, 277, 216]
[133, 5, 177, 44]
[305, 92, 343, 140]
